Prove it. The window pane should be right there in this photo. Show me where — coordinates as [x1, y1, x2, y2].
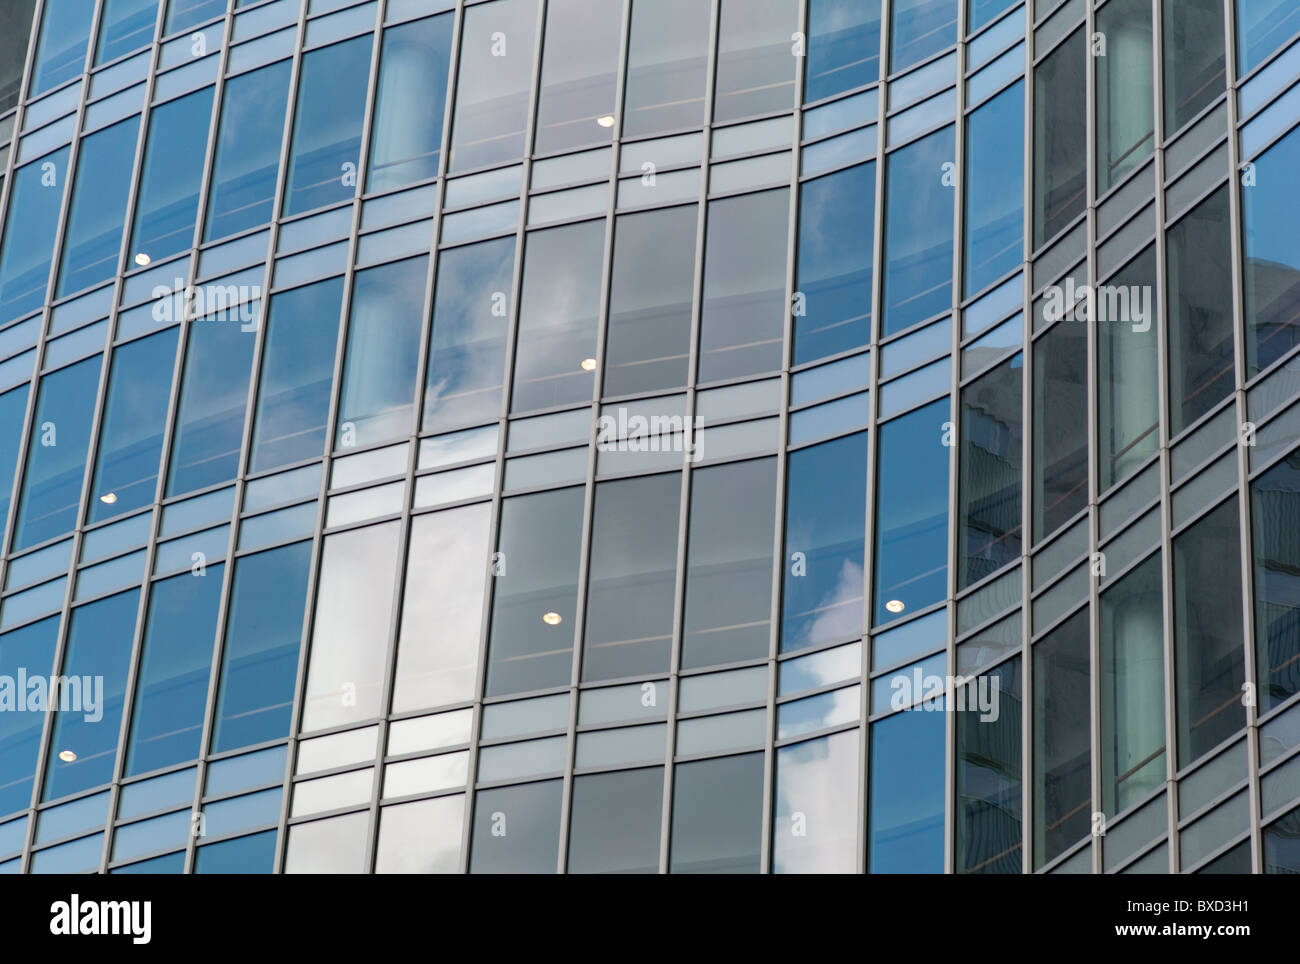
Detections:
[1098, 246, 1158, 491]
[43, 590, 140, 801]
[533, 0, 621, 155]
[422, 236, 514, 433]
[965, 80, 1023, 297]
[970, 0, 1016, 32]
[211, 541, 312, 753]
[604, 205, 696, 397]
[96, 0, 156, 65]
[196, 830, 276, 874]
[470, 779, 561, 873]
[448, 0, 541, 171]
[782, 431, 867, 652]
[1033, 316, 1087, 541]
[283, 36, 373, 217]
[567, 767, 662, 873]
[622, 0, 710, 138]
[870, 705, 944, 872]
[250, 277, 344, 473]
[486, 487, 584, 697]
[699, 188, 788, 382]
[0, 385, 30, 545]
[1253, 447, 1300, 713]
[582, 472, 681, 682]
[375, 795, 463, 873]
[1237, 0, 1299, 75]
[682, 458, 776, 669]
[956, 656, 1021, 873]
[669, 752, 763, 873]
[795, 162, 874, 364]
[166, 318, 256, 496]
[368, 14, 454, 192]
[1100, 552, 1164, 816]
[1162, 0, 1224, 135]
[166, 0, 225, 36]
[125, 565, 224, 776]
[30, 0, 94, 95]
[882, 125, 953, 336]
[805, 0, 881, 103]
[1242, 123, 1300, 377]
[130, 87, 214, 265]
[713, 0, 798, 124]
[0, 148, 69, 325]
[1033, 607, 1090, 867]
[337, 256, 427, 447]
[285, 811, 368, 873]
[510, 221, 604, 412]
[1174, 499, 1246, 767]
[891, 0, 957, 73]
[393, 502, 490, 712]
[0, 617, 59, 816]
[0, 0, 38, 112]
[302, 522, 402, 731]
[1167, 187, 1234, 435]
[875, 399, 948, 623]
[958, 351, 1022, 589]
[13, 355, 102, 551]
[1033, 27, 1085, 246]
[205, 60, 291, 241]
[88, 327, 178, 522]
[57, 118, 140, 297]
[1095, 0, 1153, 194]
[773, 729, 858, 873]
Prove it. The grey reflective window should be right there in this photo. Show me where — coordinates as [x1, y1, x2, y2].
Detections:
[1162, 0, 1225, 135]
[367, 14, 454, 193]
[0, 0, 38, 112]
[1241, 123, 1300, 377]
[448, 0, 541, 171]
[486, 487, 584, 697]
[533, 0, 622, 155]
[57, 118, 139, 297]
[882, 125, 953, 336]
[622, 0, 711, 138]
[1098, 246, 1158, 491]
[1033, 27, 1085, 246]
[510, 220, 604, 412]
[699, 188, 788, 382]
[713, 0, 798, 124]
[566, 767, 662, 873]
[375, 795, 463, 873]
[604, 205, 696, 397]
[583, 472, 681, 682]
[772, 729, 857, 873]
[205, 60, 290, 242]
[1174, 499, 1246, 767]
[669, 752, 763, 874]
[682, 458, 776, 669]
[958, 352, 1022, 589]
[470, 779, 561, 873]
[1095, 0, 1153, 194]
[956, 656, 1021, 873]
[1033, 607, 1090, 868]
[1253, 447, 1300, 713]
[1033, 316, 1087, 541]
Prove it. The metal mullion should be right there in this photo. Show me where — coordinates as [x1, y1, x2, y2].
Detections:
[657, 0, 721, 877]
[1017, 0, 1033, 875]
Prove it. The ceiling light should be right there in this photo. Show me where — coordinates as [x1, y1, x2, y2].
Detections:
[542, 611, 562, 626]
[134, 252, 150, 266]
[99, 492, 117, 504]
[58, 750, 77, 762]
[885, 599, 906, 613]
[580, 358, 597, 371]
[596, 115, 615, 128]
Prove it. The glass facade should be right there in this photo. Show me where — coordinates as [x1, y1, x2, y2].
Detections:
[0, 0, 1295, 877]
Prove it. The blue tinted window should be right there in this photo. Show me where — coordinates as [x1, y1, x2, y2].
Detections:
[958, 351, 1022, 588]
[250, 278, 344, 472]
[43, 590, 140, 801]
[337, 256, 427, 448]
[166, 0, 225, 35]
[283, 36, 373, 217]
[883, 125, 954, 335]
[196, 830, 276, 873]
[870, 706, 944, 872]
[0, 149, 69, 325]
[805, 0, 881, 103]
[1243, 123, 1300, 376]
[782, 431, 867, 652]
[964, 81, 1023, 297]
[30, 0, 94, 95]
[97, 0, 156, 65]
[205, 60, 291, 242]
[126, 565, 224, 776]
[0, 386, 31, 547]
[875, 399, 948, 624]
[423, 237, 513, 433]
[58, 119, 141, 296]
[113, 851, 185, 873]
[166, 320, 255, 496]
[13, 355, 103, 551]
[368, 14, 453, 192]
[970, 0, 1016, 32]
[1238, 0, 1300, 75]
[130, 87, 214, 266]
[89, 328, 179, 522]
[795, 162, 874, 364]
[211, 541, 311, 753]
[891, 0, 958, 73]
[0, 617, 59, 816]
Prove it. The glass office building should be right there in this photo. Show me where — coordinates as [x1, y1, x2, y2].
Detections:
[0, 0, 1298, 875]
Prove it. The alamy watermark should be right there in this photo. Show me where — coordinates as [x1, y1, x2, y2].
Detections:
[1042, 277, 1153, 332]
[889, 668, 1001, 722]
[596, 407, 704, 462]
[0, 670, 103, 722]
[153, 278, 260, 331]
